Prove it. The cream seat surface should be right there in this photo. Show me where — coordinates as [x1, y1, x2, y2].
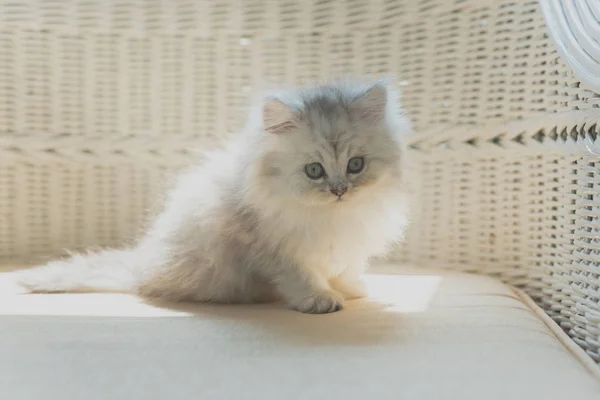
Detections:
[1, 264, 599, 400]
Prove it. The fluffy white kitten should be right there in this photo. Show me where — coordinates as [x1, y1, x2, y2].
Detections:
[17, 79, 410, 314]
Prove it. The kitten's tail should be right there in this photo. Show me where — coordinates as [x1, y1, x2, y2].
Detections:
[15, 248, 143, 294]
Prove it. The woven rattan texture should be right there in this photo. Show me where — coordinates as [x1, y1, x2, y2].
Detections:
[1, 1, 599, 361]
[395, 111, 600, 362]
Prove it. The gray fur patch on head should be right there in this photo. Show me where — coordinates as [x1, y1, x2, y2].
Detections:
[251, 78, 410, 207]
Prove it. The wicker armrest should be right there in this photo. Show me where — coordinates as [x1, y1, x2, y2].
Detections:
[394, 110, 600, 362]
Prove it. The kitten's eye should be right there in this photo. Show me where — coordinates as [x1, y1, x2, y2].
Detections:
[305, 162, 325, 180]
[347, 157, 365, 174]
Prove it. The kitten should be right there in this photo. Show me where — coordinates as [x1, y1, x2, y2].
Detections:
[16, 79, 411, 314]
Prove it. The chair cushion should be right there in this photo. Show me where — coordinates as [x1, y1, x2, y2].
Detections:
[1, 264, 599, 399]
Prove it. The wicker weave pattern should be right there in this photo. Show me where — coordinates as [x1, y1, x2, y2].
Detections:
[1, 0, 599, 139]
[395, 110, 600, 361]
[1, 0, 600, 361]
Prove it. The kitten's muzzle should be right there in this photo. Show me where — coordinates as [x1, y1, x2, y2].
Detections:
[330, 186, 348, 198]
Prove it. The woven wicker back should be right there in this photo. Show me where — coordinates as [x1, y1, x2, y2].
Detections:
[1, 0, 599, 362]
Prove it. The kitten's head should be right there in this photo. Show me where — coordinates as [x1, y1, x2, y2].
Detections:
[250, 79, 410, 208]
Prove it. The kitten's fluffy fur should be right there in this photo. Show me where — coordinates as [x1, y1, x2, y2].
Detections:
[17, 79, 410, 314]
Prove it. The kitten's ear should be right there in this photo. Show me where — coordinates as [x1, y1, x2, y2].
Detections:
[262, 99, 297, 134]
[354, 82, 389, 122]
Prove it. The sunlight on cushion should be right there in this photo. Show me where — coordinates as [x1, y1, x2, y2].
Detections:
[364, 274, 442, 313]
[0, 270, 441, 317]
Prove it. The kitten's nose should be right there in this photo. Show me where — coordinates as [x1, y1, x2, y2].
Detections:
[330, 186, 347, 197]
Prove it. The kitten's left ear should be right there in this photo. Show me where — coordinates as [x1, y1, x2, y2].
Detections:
[262, 98, 297, 135]
[353, 82, 389, 122]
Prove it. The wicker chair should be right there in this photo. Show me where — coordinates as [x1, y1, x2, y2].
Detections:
[396, 0, 600, 362]
[1, 0, 600, 398]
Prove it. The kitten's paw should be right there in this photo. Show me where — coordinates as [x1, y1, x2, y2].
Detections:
[292, 291, 344, 314]
[330, 275, 367, 300]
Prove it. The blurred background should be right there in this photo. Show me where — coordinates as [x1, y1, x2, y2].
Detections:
[2, 0, 587, 265]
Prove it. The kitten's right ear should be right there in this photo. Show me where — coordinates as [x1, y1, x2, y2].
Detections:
[262, 99, 297, 135]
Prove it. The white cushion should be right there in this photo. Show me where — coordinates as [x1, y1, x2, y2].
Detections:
[1, 265, 599, 399]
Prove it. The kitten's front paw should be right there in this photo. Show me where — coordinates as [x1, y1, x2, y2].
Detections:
[292, 291, 344, 314]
